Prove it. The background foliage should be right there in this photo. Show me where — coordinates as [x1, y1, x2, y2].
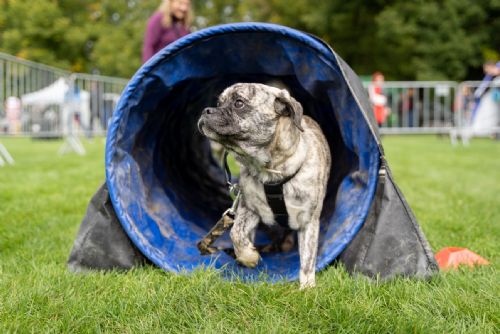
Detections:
[0, 0, 498, 79]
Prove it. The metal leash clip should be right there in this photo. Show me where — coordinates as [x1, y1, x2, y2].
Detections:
[223, 191, 241, 219]
[222, 150, 241, 218]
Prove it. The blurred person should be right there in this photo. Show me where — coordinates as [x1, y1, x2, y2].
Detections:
[142, 0, 192, 63]
[5, 96, 21, 134]
[471, 61, 500, 121]
[398, 88, 417, 127]
[455, 60, 500, 143]
[456, 85, 474, 124]
[483, 61, 500, 77]
[89, 80, 103, 138]
[368, 71, 391, 126]
[474, 61, 500, 102]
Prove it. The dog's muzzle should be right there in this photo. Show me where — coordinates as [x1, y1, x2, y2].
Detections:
[198, 107, 219, 134]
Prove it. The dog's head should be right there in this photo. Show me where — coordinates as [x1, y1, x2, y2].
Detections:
[198, 83, 303, 150]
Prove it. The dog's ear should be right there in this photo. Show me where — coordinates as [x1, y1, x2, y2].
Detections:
[273, 90, 304, 132]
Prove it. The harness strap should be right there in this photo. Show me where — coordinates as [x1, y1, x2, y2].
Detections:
[263, 166, 301, 227]
[263, 183, 289, 227]
[223, 150, 232, 187]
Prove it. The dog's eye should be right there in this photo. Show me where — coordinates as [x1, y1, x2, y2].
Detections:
[234, 99, 244, 109]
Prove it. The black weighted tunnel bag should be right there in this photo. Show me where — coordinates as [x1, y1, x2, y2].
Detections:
[68, 23, 438, 281]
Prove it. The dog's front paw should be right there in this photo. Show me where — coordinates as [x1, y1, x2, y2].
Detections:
[299, 272, 316, 290]
[236, 247, 260, 268]
[299, 280, 316, 290]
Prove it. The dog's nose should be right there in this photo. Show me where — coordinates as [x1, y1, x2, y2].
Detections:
[203, 107, 215, 115]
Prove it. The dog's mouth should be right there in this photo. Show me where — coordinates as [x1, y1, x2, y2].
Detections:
[198, 116, 246, 143]
[197, 118, 207, 135]
[198, 119, 222, 139]
[198, 120, 233, 147]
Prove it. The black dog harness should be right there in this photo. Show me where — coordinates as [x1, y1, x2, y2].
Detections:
[263, 174, 296, 227]
[197, 151, 297, 255]
[225, 152, 297, 227]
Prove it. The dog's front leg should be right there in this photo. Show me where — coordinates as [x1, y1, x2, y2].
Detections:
[230, 206, 260, 268]
[297, 218, 320, 289]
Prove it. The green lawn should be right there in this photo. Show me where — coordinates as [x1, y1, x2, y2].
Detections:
[0, 136, 498, 333]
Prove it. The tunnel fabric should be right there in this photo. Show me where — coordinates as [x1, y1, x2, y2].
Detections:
[68, 23, 438, 281]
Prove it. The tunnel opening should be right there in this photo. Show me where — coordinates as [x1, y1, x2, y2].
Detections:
[106, 24, 380, 280]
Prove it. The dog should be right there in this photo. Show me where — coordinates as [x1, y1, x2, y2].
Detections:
[198, 83, 331, 288]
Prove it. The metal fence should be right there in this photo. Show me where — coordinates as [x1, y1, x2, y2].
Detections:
[0, 52, 128, 137]
[1, 52, 499, 139]
[70, 73, 128, 136]
[364, 81, 458, 134]
[1, 52, 69, 137]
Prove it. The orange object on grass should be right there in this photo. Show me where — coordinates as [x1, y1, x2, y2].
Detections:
[435, 247, 490, 270]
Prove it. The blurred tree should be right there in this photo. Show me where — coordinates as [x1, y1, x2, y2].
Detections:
[376, 0, 491, 80]
[192, 0, 247, 27]
[0, 0, 154, 76]
[482, 0, 500, 62]
[0, 0, 498, 80]
[84, 1, 155, 76]
[1, 0, 77, 69]
[240, 1, 385, 76]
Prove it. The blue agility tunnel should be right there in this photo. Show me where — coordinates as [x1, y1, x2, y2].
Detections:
[69, 23, 438, 282]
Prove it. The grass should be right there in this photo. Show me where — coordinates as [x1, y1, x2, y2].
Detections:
[0, 136, 499, 333]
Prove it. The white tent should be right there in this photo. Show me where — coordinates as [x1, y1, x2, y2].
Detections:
[21, 77, 91, 134]
[22, 77, 67, 105]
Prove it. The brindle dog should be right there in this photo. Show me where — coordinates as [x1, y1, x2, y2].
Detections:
[198, 83, 331, 288]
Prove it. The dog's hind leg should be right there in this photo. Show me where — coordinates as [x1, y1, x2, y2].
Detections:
[230, 206, 261, 268]
[297, 216, 320, 289]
